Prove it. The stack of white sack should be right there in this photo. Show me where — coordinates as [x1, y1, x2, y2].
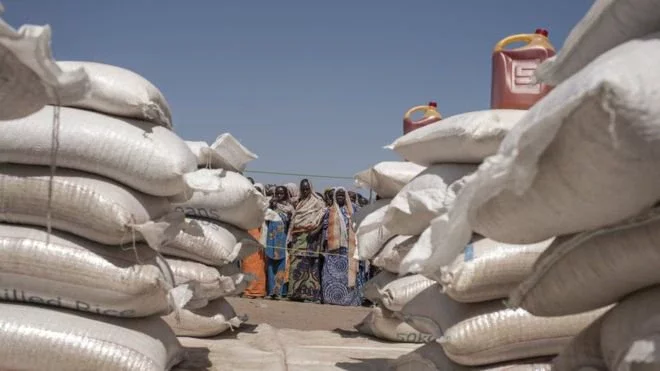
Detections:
[0, 62, 205, 370]
[186, 133, 258, 173]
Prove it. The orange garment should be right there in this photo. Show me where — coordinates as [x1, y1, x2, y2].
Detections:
[242, 228, 266, 298]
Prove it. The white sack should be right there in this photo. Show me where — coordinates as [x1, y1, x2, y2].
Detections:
[174, 169, 267, 230]
[354, 198, 394, 260]
[0, 20, 89, 120]
[441, 237, 552, 303]
[0, 165, 183, 248]
[57, 61, 172, 128]
[383, 164, 477, 236]
[378, 274, 436, 312]
[441, 307, 609, 366]
[510, 207, 660, 317]
[186, 134, 258, 172]
[363, 271, 398, 303]
[354, 161, 425, 198]
[552, 317, 606, 371]
[401, 34, 660, 277]
[0, 106, 197, 197]
[355, 306, 435, 343]
[536, 0, 660, 85]
[165, 258, 250, 303]
[162, 298, 244, 338]
[160, 217, 259, 266]
[387, 109, 526, 165]
[0, 302, 184, 371]
[0, 224, 179, 317]
[371, 235, 418, 274]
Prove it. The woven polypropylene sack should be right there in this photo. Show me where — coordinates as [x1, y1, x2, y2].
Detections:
[552, 316, 606, 371]
[509, 207, 660, 317]
[160, 217, 259, 266]
[57, 61, 172, 128]
[599, 286, 660, 370]
[0, 302, 184, 371]
[0, 21, 89, 120]
[355, 306, 435, 343]
[401, 34, 660, 278]
[208, 133, 258, 172]
[174, 169, 267, 230]
[354, 161, 425, 198]
[371, 235, 418, 274]
[387, 109, 526, 166]
[0, 224, 175, 317]
[363, 271, 398, 304]
[378, 274, 436, 312]
[441, 307, 609, 366]
[354, 199, 394, 260]
[383, 164, 477, 236]
[441, 238, 552, 303]
[0, 165, 183, 247]
[0, 106, 196, 197]
[536, 0, 660, 86]
[166, 258, 253, 302]
[162, 298, 244, 338]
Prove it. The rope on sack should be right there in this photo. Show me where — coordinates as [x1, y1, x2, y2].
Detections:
[46, 96, 62, 246]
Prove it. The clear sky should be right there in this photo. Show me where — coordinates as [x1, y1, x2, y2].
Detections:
[3, 1, 591, 193]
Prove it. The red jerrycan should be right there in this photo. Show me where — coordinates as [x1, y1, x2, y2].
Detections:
[403, 101, 442, 135]
[491, 28, 556, 110]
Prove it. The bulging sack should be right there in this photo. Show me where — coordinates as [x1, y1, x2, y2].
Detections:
[0, 302, 184, 371]
[383, 164, 477, 236]
[166, 258, 252, 302]
[387, 109, 526, 165]
[162, 298, 244, 338]
[174, 169, 267, 230]
[354, 199, 394, 260]
[0, 165, 183, 247]
[0, 106, 197, 197]
[355, 306, 435, 343]
[442, 307, 609, 367]
[371, 235, 418, 274]
[354, 161, 425, 198]
[441, 237, 552, 303]
[552, 317, 606, 371]
[57, 61, 173, 128]
[536, 0, 660, 85]
[509, 207, 660, 317]
[402, 33, 660, 278]
[160, 217, 260, 266]
[0, 224, 178, 317]
[363, 271, 398, 303]
[379, 274, 436, 312]
[186, 134, 258, 172]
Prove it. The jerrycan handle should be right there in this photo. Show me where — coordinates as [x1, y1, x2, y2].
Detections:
[403, 105, 430, 120]
[493, 34, 535, 52]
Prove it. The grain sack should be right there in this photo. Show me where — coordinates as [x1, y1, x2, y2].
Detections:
[174, 169, 267, 230]
[356, 306, 435, 343]
[378, 274, 436, 312]
[162, 298, 244, 337]
[441, 238, 552, 303]
[0, 106, 197, 197]
[0, 302, 184, 371]
[57, 61, 172, 128]
[600, 286, 660, 371]
[552, 317, 606, 371]
[509, 207, 660, 317]
[383, 164, 477, 236]
[354, 162, 425, 198]
[0, 165, 183, 247]
[186, 134, 258, 173]
[536, 0, 660, 85]
[0, 224, 187, 317]
[398, 283, 503, 339]
[387, 109, 526, 165]
[441, 307, 609, 366]
[354, 198, 394, 260]
[0, 21, 89, 120]
[165, 258, 248, 302]
[160, 217, 260, 266]
[363, 270, 398, 303]
[402, 33, 660, 277]
[371, 235, 418, 274]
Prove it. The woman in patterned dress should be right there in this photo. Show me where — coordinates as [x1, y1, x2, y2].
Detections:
[264, 185, 294, 299]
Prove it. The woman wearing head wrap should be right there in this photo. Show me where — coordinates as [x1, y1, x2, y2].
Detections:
[242, 183, 267, 298]
[284, 182, 300, 208]
[264, 185, 295, 299]
[287, 178, 326, 303]
[320, 187, 367, 306]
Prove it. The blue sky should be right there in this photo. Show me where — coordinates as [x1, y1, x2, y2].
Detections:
[4, 1, 591, 193]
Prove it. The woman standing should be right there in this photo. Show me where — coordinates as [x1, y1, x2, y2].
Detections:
[265, 185, 295, 299]
[242, 183, 268, 298]
[287, 179, 326, 303]
[321, 187, 366, 306]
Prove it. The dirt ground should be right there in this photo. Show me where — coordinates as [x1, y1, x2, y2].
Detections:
[226, 297, 373, 332]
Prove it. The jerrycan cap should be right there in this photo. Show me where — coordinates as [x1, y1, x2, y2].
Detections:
[428, 101, 438, 107]
[535, 28, 549, 37]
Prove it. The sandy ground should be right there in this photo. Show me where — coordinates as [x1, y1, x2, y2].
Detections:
[226, 297, 373, 332]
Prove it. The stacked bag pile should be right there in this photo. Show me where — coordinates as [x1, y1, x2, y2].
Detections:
[390, 0, 660, 369]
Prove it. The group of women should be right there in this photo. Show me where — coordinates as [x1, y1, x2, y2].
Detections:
[241, 179, 369, 307]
